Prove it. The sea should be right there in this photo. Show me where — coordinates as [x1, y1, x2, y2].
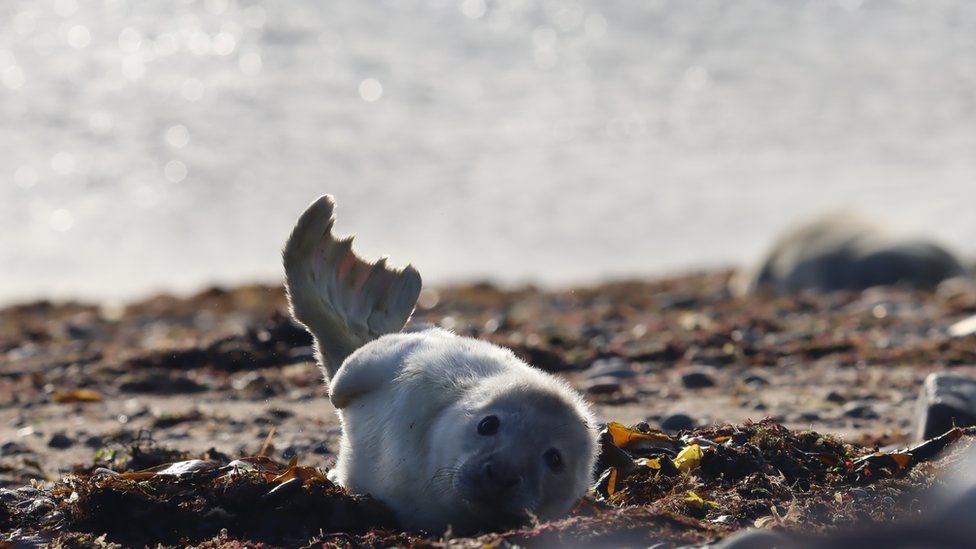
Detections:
[2, 0, 976, 304]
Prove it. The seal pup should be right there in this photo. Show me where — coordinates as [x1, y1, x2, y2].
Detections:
[283, 196, 598, 533]
[734, 212, 966, 295]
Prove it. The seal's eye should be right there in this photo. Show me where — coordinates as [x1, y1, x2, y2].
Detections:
[544, 448, 563, 473]
[477, 415, 500, 436]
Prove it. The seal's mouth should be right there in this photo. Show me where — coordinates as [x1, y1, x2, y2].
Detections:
[460, 497, 532, 529]
[455, 482, 535, 528]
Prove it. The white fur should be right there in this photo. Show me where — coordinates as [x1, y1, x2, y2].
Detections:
[330, 328, 597, 532]
[283, 196, 598, 533]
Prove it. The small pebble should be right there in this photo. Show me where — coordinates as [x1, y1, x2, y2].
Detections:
[1, 441, 32, 456]
[167, 429, 191, 440]
[681, 369, 716, 389]
[742, 373, 770, 387]
[584, 376, 622, 395]
[660, 413, 695, 432]
[312, 441, 330, 455]
[47, 433, 74, 449]
[586, 358, 636, 379]
[267, 408, 294, 420]
[842, 402, 879, 419]
[795, 411, 821, 422]
[83, 435, 104, 449]
[825, 390, 846, 404]
[287, 346, 316, 364]
[65, 324, 96, 340]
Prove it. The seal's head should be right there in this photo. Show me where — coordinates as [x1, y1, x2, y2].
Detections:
[425, 375, 598, 532]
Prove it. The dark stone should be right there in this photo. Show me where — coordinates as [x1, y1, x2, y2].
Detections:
[660, 413, 695, 432]
[84, 435, 104, 449]
[312, 441, 330, 455]
[253, 415, 280, 426]
[586, 358, 636, 379]
[47, 433, 74, 449]
[286, 346, 316, 364]
[795, 411, 821, 422]
[166, 430, 191, 440]
[681, 369, 717, 389]
[742, 373, 770, 387]
[825, 390, 846, 404]
[842, 402, 878, 419]
[118, 370, 208, 394]
[1, 441, 32, 456]
[655, 293, 701, 309]
[914, 373, 976, 441]
[232, 372, 285, 398]
[65, 324, 97, 340]
[584, 377, 622, 395]
[581, 325, 608, 342]
[266, 408, 293, 420]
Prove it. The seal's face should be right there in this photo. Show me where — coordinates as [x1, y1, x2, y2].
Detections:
[435, 388, 596, 530]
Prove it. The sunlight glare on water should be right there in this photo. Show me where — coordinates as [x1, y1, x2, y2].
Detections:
[1, 0, 976, 304]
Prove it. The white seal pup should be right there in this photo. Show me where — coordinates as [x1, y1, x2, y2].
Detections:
[282, 195, 598, 534]
[734, 213, 966, 295]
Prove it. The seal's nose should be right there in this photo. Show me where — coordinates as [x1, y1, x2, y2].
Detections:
[482, 459, 522, 491]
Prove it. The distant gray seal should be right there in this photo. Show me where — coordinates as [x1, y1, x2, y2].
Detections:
[735, 213, 966, 294]
[282, 196, 598, 533]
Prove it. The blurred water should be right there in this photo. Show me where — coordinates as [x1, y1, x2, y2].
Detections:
[2, 0, 976, 304]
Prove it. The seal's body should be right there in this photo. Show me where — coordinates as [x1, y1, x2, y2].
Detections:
[283, 196, 597, 533]
[737, 213, 965, 295]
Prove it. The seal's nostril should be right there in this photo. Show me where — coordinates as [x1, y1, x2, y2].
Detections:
[483, 462, 494, 481]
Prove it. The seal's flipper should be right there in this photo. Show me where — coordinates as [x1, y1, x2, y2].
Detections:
[283, 195, 422, 378]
